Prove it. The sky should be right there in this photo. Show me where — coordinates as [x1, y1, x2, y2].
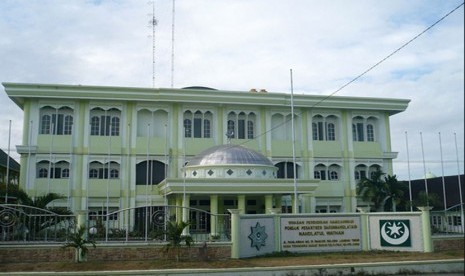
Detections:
[0, 0, 463, 181]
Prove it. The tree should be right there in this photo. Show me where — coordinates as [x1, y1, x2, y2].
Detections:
[356, 169, 407, 212]
[413, 191, 441, 209]
[0, 184, 71, 215]
[163, 221, 193, 261]
[62, 226, 96, 263]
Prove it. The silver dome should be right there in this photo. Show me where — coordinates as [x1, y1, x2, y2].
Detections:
[188, 145, 273, 166]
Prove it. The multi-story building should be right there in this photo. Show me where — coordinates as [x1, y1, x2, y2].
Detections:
[3, 83, 409, 224]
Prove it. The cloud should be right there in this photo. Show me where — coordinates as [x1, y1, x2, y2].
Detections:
[0, 0, 463, 180]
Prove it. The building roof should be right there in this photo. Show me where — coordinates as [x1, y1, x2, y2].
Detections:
[188, 145, 273, 167]
[2, 82, 410, 115]
[0, 149, 20, 172]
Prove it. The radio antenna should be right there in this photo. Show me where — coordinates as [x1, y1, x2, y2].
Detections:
[170, 0, 176, 88]
[149, 1, 158, 88]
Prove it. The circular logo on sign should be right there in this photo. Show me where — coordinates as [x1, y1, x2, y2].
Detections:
[248, 222, 268, 250]
[380, 220, 410, 246]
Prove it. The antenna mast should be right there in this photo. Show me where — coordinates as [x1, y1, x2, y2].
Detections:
[149, 1, 158, 88]
[171, 0, 176, 88]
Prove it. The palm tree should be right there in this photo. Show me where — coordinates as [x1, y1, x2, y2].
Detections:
[383, 175, 407, 212]
[164, 221, 193, 261]
[0, 183, 70, 215]
[356, 169, 407, 212]
[62, 226, 96, 263]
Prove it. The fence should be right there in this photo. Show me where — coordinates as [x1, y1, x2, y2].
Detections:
[430, 203, 464, 235]
[0, 204, 230, 244]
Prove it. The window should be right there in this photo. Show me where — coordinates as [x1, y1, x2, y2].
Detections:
[39, 106, 74, 135]
[184, 119, 192, 137]
[327, 123, 335, 141]
[183, 110, 213, 138]
[276, 162, 299, 179]
[110, 169, 119, 179]
[227, 111, 256, 140]
[38, 168, 48, 178]
[135, 160, 167, 185]
[64, 115, 73, 135]
[329, 171, 338, 180]
[312, 115, 337, 141]
[62, 168, 70, 178]
[352, 116, 377, 142]
[355, 165, 367, 180]
[89, 108, 121, 136]
[88, 161, 120, 179]
[367, 124, 374, 141]
[37, 161, 70, 179]
[89, 169, 98, 179]
[41, 115, 51, 134]
[314, 164, 327, 180]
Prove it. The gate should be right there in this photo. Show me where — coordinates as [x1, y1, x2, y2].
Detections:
[0, 204, 75, 243]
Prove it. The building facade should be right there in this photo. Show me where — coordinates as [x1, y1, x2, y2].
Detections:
[3, 83, 409, 224]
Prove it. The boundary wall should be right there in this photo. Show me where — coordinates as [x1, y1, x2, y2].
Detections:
[229, 207, 434, 258]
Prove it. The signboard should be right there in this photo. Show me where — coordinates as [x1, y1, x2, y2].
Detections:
[280, 216, 361, 252]
[369, 215, 423, 252]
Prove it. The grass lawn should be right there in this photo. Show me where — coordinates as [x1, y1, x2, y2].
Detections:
[0, 250, 463, 272]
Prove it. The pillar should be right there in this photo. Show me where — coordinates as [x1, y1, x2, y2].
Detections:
[264, 195, 273, 214]
[210, 194, 219, 237]
[175, 195, 182, 223]
[275, 195, 282, 212]
[418, 206, 434, 252]
[238, 195, 246, 214]
[301, 194, 314, 213]
[182, 194, 190, 236]
[357, 207, 370, 251]
[228, 209, 241, 259]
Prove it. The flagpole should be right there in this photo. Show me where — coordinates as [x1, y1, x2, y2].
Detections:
[290, 69, 298, 214]
[27, 121, 33, 192]
[68, 122, 73, 210]
[106, 123, 111, 242]
[420, 132, 429, 206]
[438, 132, 447, 211]
[405, 131, 413, 211]
[4, 120, 11, 203]
[145, 124, 150, 242]
[454, 132, 463, 231]
[48, 123, 55, 194]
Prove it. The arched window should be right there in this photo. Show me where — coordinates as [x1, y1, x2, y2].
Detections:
[41, 115, 51, 134]
[367, 124, 374, 141]
[64, 115, 73, 135]
[90, 108, 121, 136]
[204, 119, 211, 138]
[329, 171, 338, 180]
[91, 116, 100, 135]
[352, 116, 364, 141]
[38, 168, 48, 178]
[228, 111, 256, 140]
[111, 117, 120, 136]
[62, 168, 70, 178]
[314, 164, 327, 180]
[110, 169, 119, 179]
[89, 169, 98, 179]
[184, 119, 192, 137]
[39, 106, 74, 135]
[227, 120, 235, 138]
[247, 121, 254, 139]
[327, 123, 335, 141]
[275, 162, 299, 179]
[136, 160, 167, 185]
[354, 165, 367, 180]
[183, 110, 213, 138]
[312, 115, 337, 141]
